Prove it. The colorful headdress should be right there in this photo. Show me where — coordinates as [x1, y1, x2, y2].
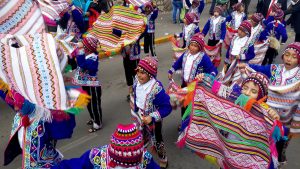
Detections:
[184, 12, 197, 25]
[192, 0, 200, 6]
[274, 9, 284, 20]
[242, 72, 269, 100]
[144, 2, 154, 12]
[137, 57, 158, 77]
[190, 33, 205, 52]
[233, 2, 244, 11]
[251, 13, 264, 23]
[282, 42, 300, 65]
[238, 20, 252, 35]
[82, 36, 99, 54]
[108, 123, 144, 167]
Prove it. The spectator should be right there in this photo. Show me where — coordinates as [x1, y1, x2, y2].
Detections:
[172, 0, 183, 24]
[285, 0, 300, 42]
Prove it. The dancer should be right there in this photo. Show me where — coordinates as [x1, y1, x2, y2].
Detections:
[73, 35, 103, 133]
[131, 57, 172, 168]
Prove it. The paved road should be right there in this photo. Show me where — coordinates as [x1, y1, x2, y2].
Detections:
[1, 2, 300, 169]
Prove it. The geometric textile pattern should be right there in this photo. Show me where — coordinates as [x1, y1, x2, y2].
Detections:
[181, 85, 273, 169]
[0, 33, 69, 110]
[88, 6, 145, 52]
[0, 0, 45, 36]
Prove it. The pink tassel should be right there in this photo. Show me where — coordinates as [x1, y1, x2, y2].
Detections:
[211, 81, 221, 95]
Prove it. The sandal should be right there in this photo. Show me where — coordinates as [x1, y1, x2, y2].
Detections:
[88, 127, 100, 133]
[86, 120, 93, 126]
[88, 123, 102, 133]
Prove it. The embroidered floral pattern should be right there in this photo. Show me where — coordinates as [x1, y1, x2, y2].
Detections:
[270, 64, 300, 85]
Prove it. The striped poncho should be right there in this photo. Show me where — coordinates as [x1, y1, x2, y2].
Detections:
[88, 5, 146, 54]
[0, 0, 46, 36]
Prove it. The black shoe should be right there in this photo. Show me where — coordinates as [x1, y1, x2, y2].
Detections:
[126, 95, 130, 102]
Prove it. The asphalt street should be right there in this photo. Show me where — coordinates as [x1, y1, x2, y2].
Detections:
[0, 1, 300, 169]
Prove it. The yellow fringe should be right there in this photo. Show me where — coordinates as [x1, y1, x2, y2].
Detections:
[74, 93, 91, 108]
[0, 78, 10, 93]
[204, 155, 218, 166]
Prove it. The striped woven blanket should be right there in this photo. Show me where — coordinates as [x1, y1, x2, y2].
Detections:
[0, 0, 46, 36]
[178, 84, 273, 169]
[36, 0, 69, 26]
[128, 0, 149, 7]
[88, 6, 145, 52]
[249, 41, 269, 65]
[0, 33, 73, 111]
[267, 81, 300, 135]
[224, 26, 237, 49]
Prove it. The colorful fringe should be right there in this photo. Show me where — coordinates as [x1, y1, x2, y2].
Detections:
[88, 6, 146, 53]
[177, 83, 274, 169]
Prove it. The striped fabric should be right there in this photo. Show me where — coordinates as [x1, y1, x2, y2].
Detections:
[128, 0, 149, 7]
[88, 6, 146, 52]
[267, 81, 300, 135]
[36, 0, 69, 26]
[204, 44, 222, 67]
[249, 41, 269, 65]
[224, 26, 238, 49]
[0, 0, 46, 36]
[178, 84, 273, 169]
[0, 33, 71, 110]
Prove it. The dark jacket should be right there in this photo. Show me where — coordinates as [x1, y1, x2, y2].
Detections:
[285, 1, 300, 33]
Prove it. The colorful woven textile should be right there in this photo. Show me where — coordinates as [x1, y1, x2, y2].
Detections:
[204, 44, 222, 67]
[0, 0, 46, 36]
[178, 84, 273, 169]
[128, 0, 149, 7]
[88, 6, 146, 53]
[0, 33, 74, 110]
[170, 36, 186, 60]
[224, 26, 238, 49]
[37, 0, 69, 26]
[249, 41, 269, 65]
[267, 81, 300, 135]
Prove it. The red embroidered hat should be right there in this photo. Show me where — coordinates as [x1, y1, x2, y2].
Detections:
[242, 72, 269, 100]
[214, 5, 223, 14]
[82, 36, 99, 54]
[108, 123, 144, 167]
[283, 42, 300, 65]
[190, 33, 205, 52]
[238, 20, 252, 35]
[137, 57, 158, 77]
[274, 9, 284, 20]
[251, 13, 264, 23]
[192, 0, 200, 6]
[233, 2, 244, 11]
[144, 2, 154, 12]
[184, 12, 197, 25]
